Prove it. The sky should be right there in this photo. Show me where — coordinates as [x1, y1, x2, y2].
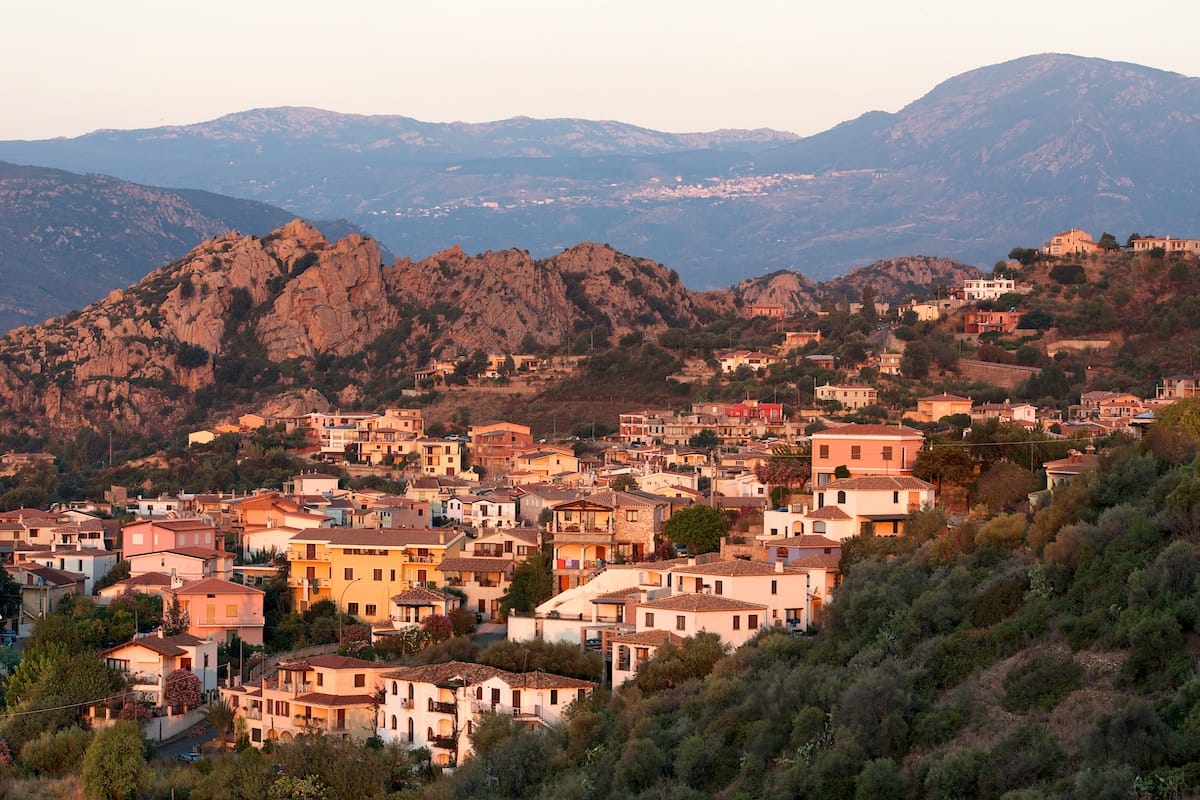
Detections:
[4, 0, 1199, 141]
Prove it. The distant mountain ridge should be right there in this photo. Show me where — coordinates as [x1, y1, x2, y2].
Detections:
[1, 53, 1196, 299]
[0, 162, 369, 330]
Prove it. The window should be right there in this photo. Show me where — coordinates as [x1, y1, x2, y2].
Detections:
[645, 612, 654, 627]
[733, 615, 740, 630]
[882, 446, 893, 461]
[252, 728, 261, 743]
[390, 569, 396, 581]
[354, 674, 366, 688]
[373, 569, 383, 581]
[344, 567, 354, 580]
[893, 491, 900, 504]
[771, 580, 777, 595]
[365, 604, 377, 617]
[818, 444, 829, 459]
[316, 673, 323, 687]
[550, 689, 558, 705]
[850, 445, 861, 460]
[625, 510, 638, 522]
[676, 615, 686, 631]
[837, 491, 846, 504]
[391, 715, 397, 730]
[714, 580, 723, 595]
[226, 604, 238, 617]
[491, 688, 501, 705]
[347, 602, 359, 615]
[748, 615, 759, 629]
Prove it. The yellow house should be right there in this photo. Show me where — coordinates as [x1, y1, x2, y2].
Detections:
[913, 393, 973, 423]
[514, 445, 580, 477]
[286, 528, 466, 622]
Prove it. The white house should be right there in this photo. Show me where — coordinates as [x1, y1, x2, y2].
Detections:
[377, 661, 595, 767]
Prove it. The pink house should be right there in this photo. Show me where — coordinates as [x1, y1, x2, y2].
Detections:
[810, 424, 925, 487]
[164, 577, 266, 645]
[121, 519, 218, 558]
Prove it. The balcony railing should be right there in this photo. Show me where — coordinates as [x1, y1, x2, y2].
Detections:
[246, 708, 262, 720]
[429, 735, 457, 749]
[399, 698, 414, 709]
[429, 699, 456, 714]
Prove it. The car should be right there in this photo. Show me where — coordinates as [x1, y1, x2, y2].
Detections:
[177, 751, 202, 763]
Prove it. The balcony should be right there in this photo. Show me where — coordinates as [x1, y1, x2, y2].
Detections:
[406, 555, 436, 564]
[399, 698, 414, 710]
[429, 734, 457, 749]
[246, 708, 262, 720]
[428, 699, 456, 714]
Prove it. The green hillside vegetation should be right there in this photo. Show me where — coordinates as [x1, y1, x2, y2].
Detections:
[418, 400, 1200, 799]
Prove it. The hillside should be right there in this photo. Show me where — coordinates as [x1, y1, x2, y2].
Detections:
[1, 55, 1198, 284]
[0, 162, 367, 331]
[425, 413, 1200, 799]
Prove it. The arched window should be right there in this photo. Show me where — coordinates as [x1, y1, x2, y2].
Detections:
[836, 490, 846, 504]
[391, 715, 397, 730]
[408, 683, 414, 700]
[407, 717, 414, 743]
[391, 681, 398, 696]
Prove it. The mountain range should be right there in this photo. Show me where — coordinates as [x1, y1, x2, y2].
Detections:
[1, 53, 1197, 299]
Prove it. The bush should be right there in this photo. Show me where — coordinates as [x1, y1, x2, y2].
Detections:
[1002, 652, 1084, 713]
[20, 727, 92, 776]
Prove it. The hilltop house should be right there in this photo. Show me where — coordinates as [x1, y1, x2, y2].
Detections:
[810, 424, 925, 487]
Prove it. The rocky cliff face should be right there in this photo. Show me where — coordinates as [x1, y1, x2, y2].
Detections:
[0, 221, 971, 441]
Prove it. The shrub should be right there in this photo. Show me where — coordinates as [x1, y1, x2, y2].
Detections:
[1002, 653, 1084, 713]
[20, 727, 92, 776]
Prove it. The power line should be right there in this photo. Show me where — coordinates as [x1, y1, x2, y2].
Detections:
[2, 690, 130, 719]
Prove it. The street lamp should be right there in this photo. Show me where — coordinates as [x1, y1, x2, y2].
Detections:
[337, 577, 362, 643]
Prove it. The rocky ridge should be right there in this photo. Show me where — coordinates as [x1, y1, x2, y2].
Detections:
[0, 222, 971, 441]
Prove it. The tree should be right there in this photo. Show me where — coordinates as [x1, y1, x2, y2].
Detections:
[688, 429, 719, 450]
[754, 444, 812, 503]
[1096, 232, 1120, 251]
[162, 594, 190, 636]
[81, 721, 145, 800]
[663, 505, 727, 555]
[164, 668, 201, 709]
[609, 474, 639, 492]
[499, 551, 553, 616]
[420, 614, 454, 644]
[912, 446, 975, 491]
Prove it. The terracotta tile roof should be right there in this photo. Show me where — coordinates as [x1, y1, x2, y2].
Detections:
[438, 557, 514, 574]
[391, 587, 452, 605]
[170, 577, 264, 595]
[288, 527, 464, 547]
[807, 506, 852, 520]
[672, 559, 787, 577]
[102, 633, 206, 658]
[638, 593, 767, 612]
[279, 655, 381, 671]
[919, 392, 972, 402]
[591, 586, 641, 602]
[380, 659, 595, 690]
[759, 535, 842, 549]
[610, 629, 685, 647]
[166, 547, 232, 560]
[791, 553, 842, 570]
[812, 424, 925, 438]
[822, 476, 934, 491]
[293, 692, 377, 707]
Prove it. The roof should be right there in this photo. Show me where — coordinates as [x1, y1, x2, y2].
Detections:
[278, 655, 380, 671]
[591, 586, 641, 603]
[288, 527, 464, 547]
[919, 392, 972, 403]
[638, 593, 767, 613]
[791, 553, 842, 570]
[822, 476, 934, 491]
[123, 519, 215, 531]
[610, 629, 685, 647]
[169, 577, 265, 596]
[102, 633, 207, 658]
[806, 506, 852, 521]
[293, 692, 378, 707]
[391, 587, 452, 606]
[20, 565, 85, 585]
[672, 559, 798, 577]
[811, 424, 925, 439]
[438, 557, 515, 574]
[760, 534, 842, 549]
[381, 659, 595, 690]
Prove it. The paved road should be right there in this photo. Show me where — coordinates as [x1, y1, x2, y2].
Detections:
[154, 719, 217, 761]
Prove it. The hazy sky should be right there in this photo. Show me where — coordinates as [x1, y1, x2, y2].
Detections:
[4, 0, 1198, 141]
